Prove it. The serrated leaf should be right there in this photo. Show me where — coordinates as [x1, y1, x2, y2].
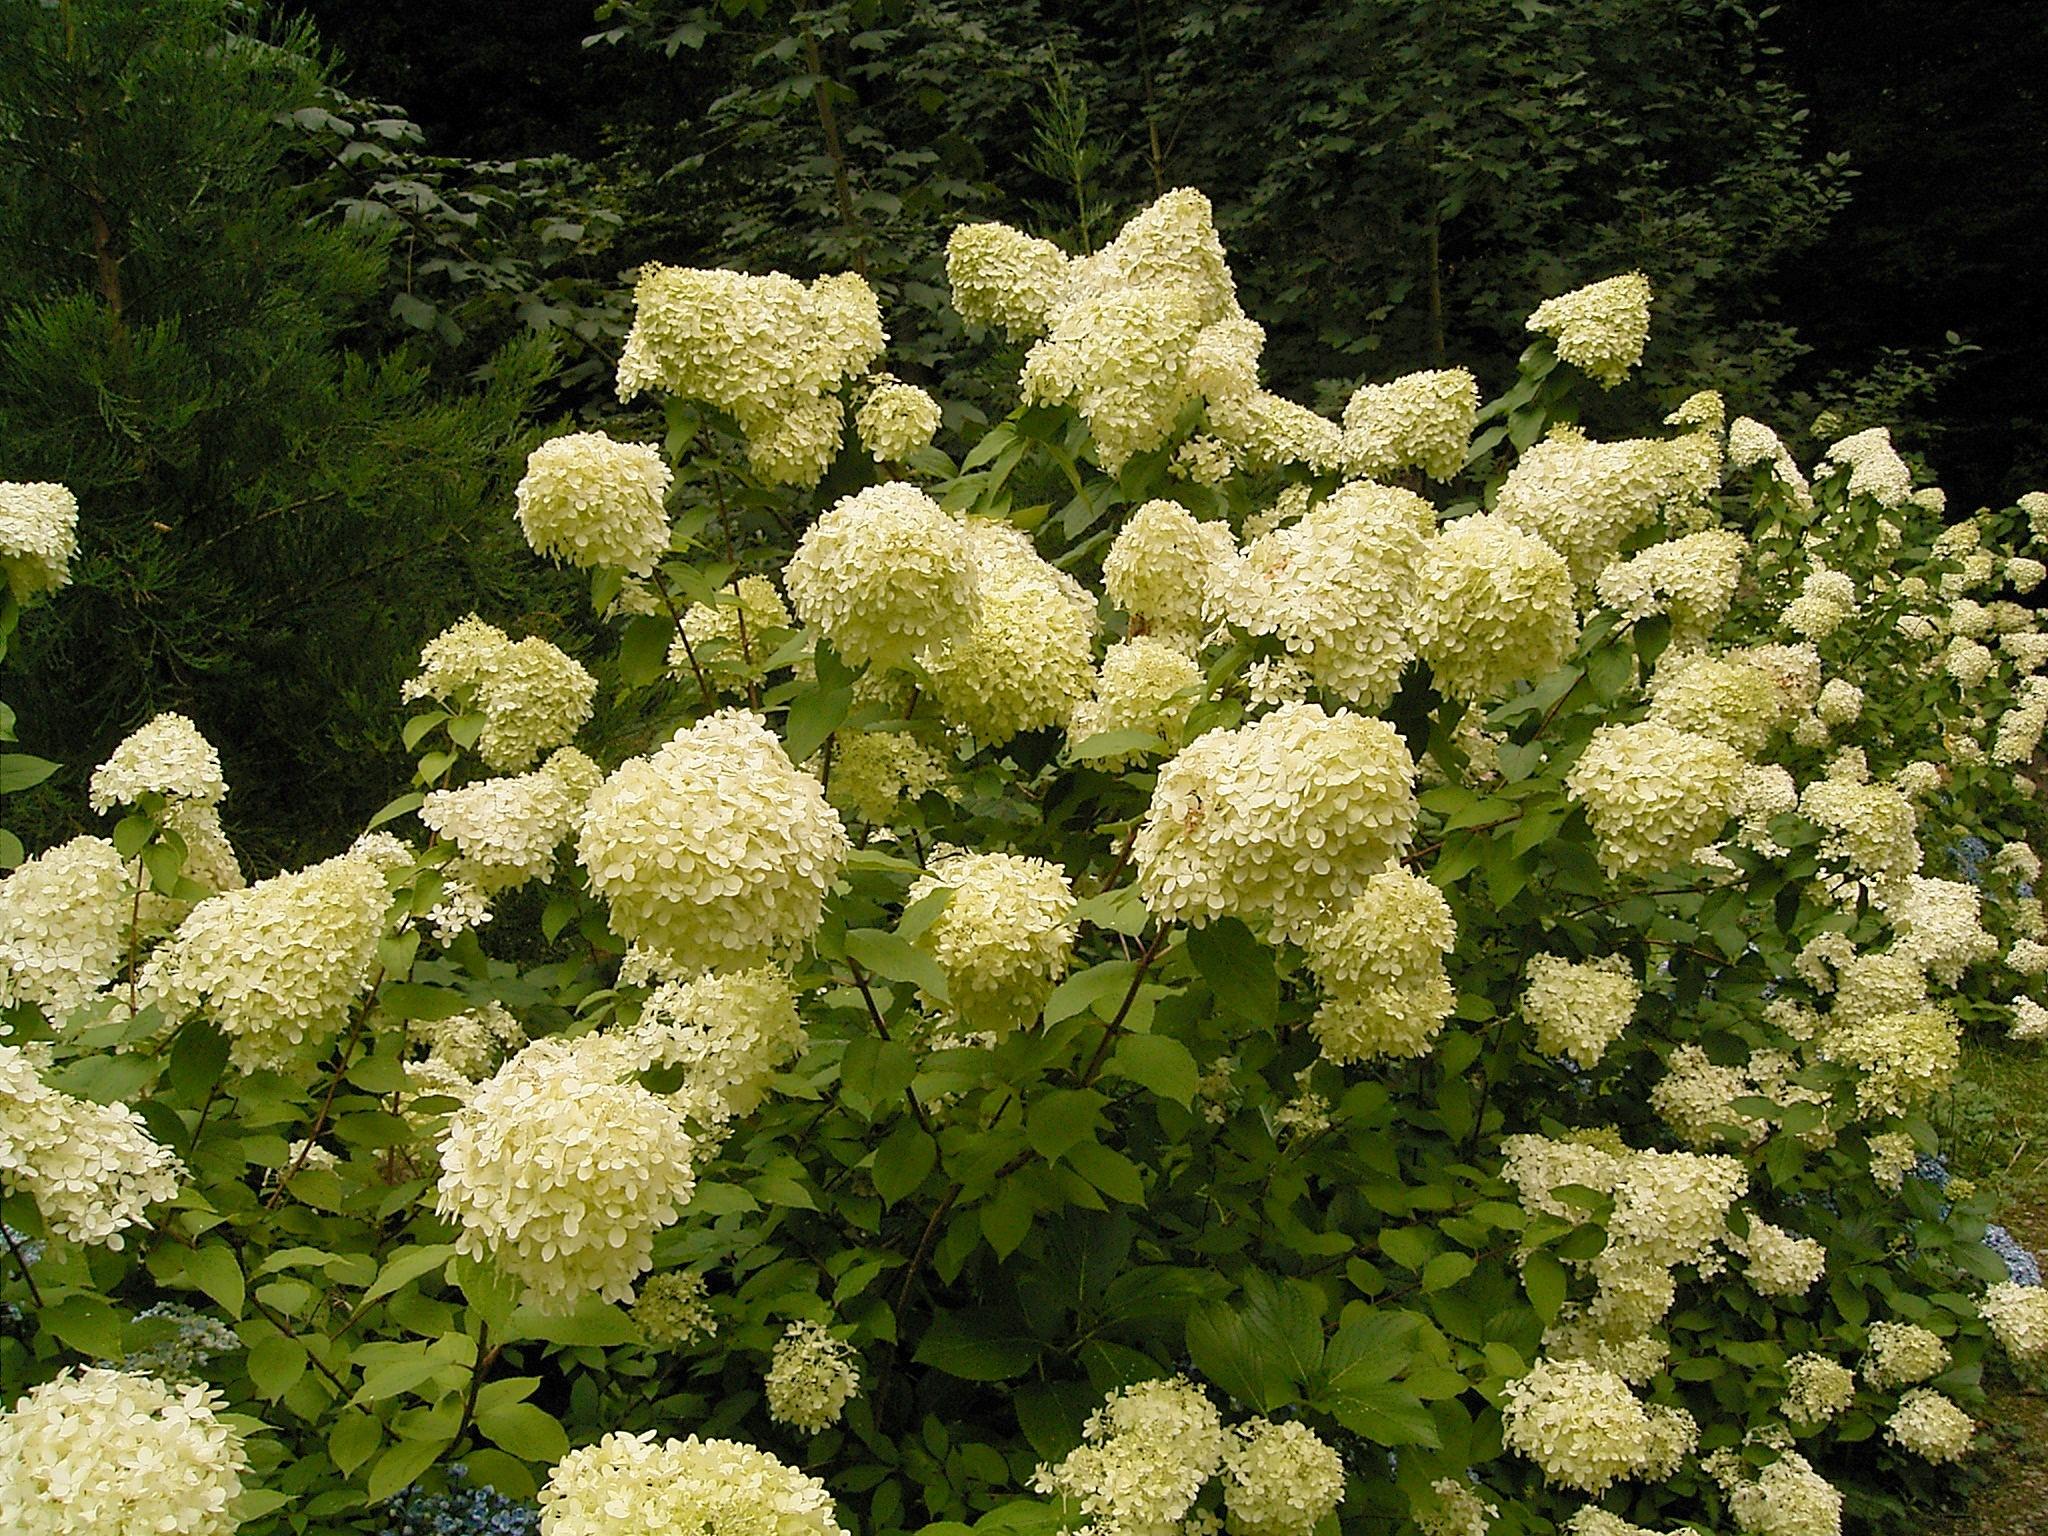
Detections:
[1107, 1034, 1198, 1106]
[916, 1309, 1042, 1380]
[477, 1401, 569, 1463]
[1186, 919, 1277, 1028]
[845, 928, 951, 1005]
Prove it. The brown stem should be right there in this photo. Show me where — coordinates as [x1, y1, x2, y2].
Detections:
[265, 991, 377, 1210]
[847, 955, 932, 1133]
[453, 1322, 499, 1446]
[893, 1183, 961, 1316]
[803, 33, 866, 275]
[1078, 931, 1165, 1086]
[1091, 820, 1143, 896]
[648, 566, 714, 705]
[1, 1215, 45, 1308]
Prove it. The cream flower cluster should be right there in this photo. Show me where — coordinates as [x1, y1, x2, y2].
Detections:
[1731, 1218, 1827, 1296]
[1819, 1007, 1959, 1117]
[1135, 703, 1417, 940]
[1224, 481, 1431, 709]
[1706, 1445, 1843, 1536]
[1726, 417, 1814, 511]
[1494, 428, 1698, 587]
[921, 519, 1098, 744]
[1991, 677, 2048, 765]
[403, 616, 596, 771]
[1068, 637, 1204, 765]
[1565, 721, 1743, 877]
[1101, 499, 1238, 645]
[141, 836, 405, 1071]
[1525, 273, 1652, 387]
[1980, 1281, 2048, 1361]
[420, 747, 601, 895]
[1818, 426, 1914, 508]
[1416, 1477, 1498, 1536]
[89, 713, 226, 812]
[614, 265, 885, 485]
[1815, 678, 1863, 727]
[785, 484, 978, 669]
[413, 1001, 526, 1082]
[1782, 568, 1857, 641]
[1500, 1356, 1695, 1493]
[1, 1042, 184, 1247]
[675, 575, 791, 682]
[0, 480, 79, 602]
[540, 1431, 848, 1536]
[1881, 875, 1997, 984]
[1301, 867, 1456, 1061]
[1340, 367, 1479, 480]
[515, 430, 674, 576]
[1595, 530, 1747, 646]
[1031, 1376, 1227, 1536]
[1862, 1321, 1949, 1388]
[1209, 388, 1345, 474]
[946, 222, 1069, 336]
[906, 850, 1076, 1033]
[1798, 773, 1920, 888]
[1884, 1389, 1973, 1462]
[1520, 954, 1639, 1068]
[633, 1269, 718, 1348]
[765, 1320, 861, 1433]
[434, 1030, 698, 1310]
[1646, 651, 1788, 756]
[1783, 1353, 1857, 1425]
[638, 965, 808, 1126]
[855, 377, 941, 462]
[0, 1367, 246, 1536]
[0, 836, 132, 1014]
[1413, 514, 1577, 703]
[1651, 1045, 1827, 1149]
[578, 709, 850, 974]
[1218, 1418, 1346, 1536]
[824, 729, 952, 825]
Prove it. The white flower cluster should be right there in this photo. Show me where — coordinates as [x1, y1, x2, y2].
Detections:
[1416, 1477, 1498, 1536]
[855, 377, 941, 462]
[1818, 1007, 1959, 1117]
[1862, 1320, 1949, 1388]
[1783, 1353, 1857, 1426]
[1494, 428, 1700, 587]
[633, 1269, 718, 1348]
[1101, 499, 1237, 645]
[824, 729, 952, 826]
[1992, 677, 2048, 765]
[1596, 530, 1747, 646]
[1525, 273, 1652, 387]
[1135, 703, 1417, 940]
[638, 965, 808, 1127]
[1978, 1281, 2048, 1362]
[1881, 875, 1997, 984]
[1340, 367, 1479, 480]
[1782, 567, 1857, 641]
[0, 480, 79, 602]
[1705, 1445, 1843, 1536]
[1500, 1356, 1695, 1493]
[1218, 1418, 1347, 1536]
[1031, 1376, 1227, 1536]
[1726, 417, 1814, 511]
[1068, 637, 1204, 764]
[88, 713, 226, 812]
[1565, 721, 1743, 877]
[578, 709, 850, 974]
[921, 519, 1099, 744]
[1413, 515, 1577, 703]
[434, 1029, 698, 1310]
[403, 616, 597, 771]
[947, 222, 1070, 337]
[765, 1320, 861, 1433]
[1818, 426, 1914, 508]
[420, 747, 601, 896]
[1, 1042, 184, 1247]
[540, 1431, 848, 1536]
[1224, 481, 1430, 710]
[1301, 867, 1456, 1061]
[515, 430, 674, 576]
[1210, 388, 1345, 474]
[1651, 1045, 1827, 1149]
[675, 575, 791, 685]
[615, 265, 885, 485]
[1646, 651, 1788, 756]
[0, 1366, 246, 1536]
[0, 836, 132, 1014]
[785, 484, 978, 669]
[141, 836, 405, 1071]
[1731, 1218, 1827, 1297]
[1521, 954, 1639, 1068]
[1884, 1389, 1973, 1462]
[1798, 773, 1920, 888]
[906, 850, 1076, 1034]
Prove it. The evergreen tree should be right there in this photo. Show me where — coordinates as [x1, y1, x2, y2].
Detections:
[0, 0, 557, 863]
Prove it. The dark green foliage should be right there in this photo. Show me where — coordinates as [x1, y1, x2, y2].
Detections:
[0, 0, 558, 864]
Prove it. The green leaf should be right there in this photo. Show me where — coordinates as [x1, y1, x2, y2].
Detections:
[1521, 1250, 1567, 1324]
[1186, 918, 1277, 1028]
[1107, 1034, 1198, 1106]
[873, 1122, 938, 1205]
[1067, 728, 1166, 762]
[509, 1298, 640, 1346]
[248, 1333, 309, 1400]
[1421, 1252, 1475, 1292]
[1027, 1089, 1106, 1162]
[185, 1244, 245, 1317]
[329, 1411, 381, 1477]
[1379, 1227, 1436, 1272]
[784, 650, 855, 764]
[369, 1435, 450, 1502]
[845, 928, 952, 1005]
[40, 1293, 126, 1358]
[897, 884, 955, 942]
[1066, 1141, 1145, 1204]
[1585, 643, 1634, 703]
[618, 614, 675, 686]
[1187, 1302, 1291, 1411]
[916, 1308, 1044, 1380]
[367, 791, 424, 830]
[0, 753, 60, 792]
[380, 982, 470, 1021]
[363, 1244, 457, 1305]
[1043, 960, 1138, 1024]
[1321, 1377, 1440, 1447]
[476, 1401, 569, 1464]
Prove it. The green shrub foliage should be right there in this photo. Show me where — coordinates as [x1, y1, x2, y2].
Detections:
[6, 187, 2048, 1536]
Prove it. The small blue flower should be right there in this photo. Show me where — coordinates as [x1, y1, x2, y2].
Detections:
[380, 1464, 540, 1536]
[1984, 1225, 2045, 1287]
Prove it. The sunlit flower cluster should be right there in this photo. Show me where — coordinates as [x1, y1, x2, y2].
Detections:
[1521, 954, 1639, 1068]
[1565, 721, 1743, 876]
[1501, 1356, 1696, 1493]
[1413, 514, 1577, 702]
[1884, 1389, 1973, 1462]
[1068, 637, 1204, 764]
[855, 377, 941, 462]
[421, 746, 601, 895]
[0, 835, 133, 1014]
[639, 965, 808, 1127]
[1, 1042, 184, 1247]
[1525, 273, 1652, 387]
[515, 430, 674, 576]
[1218, 1418, 1346, 1536]
[765, 1320, 861, 1433]
[403, 616, 596, 771]
[539, 1431, 847, 1536]
[1032, 1376, 1226, 1536]
[906, 850, 1076, 1034]
[1783, 1353, 1857, 1426]
[1340, 367, 1478, 480]
[1102, 499, 1237, 645]
[0, 480, 79, 602]
[1302, 867, 1456, 1061]
[785, 484, 978, 669]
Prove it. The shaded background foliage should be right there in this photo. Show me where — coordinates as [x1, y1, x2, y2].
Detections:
[4, 0, 2046, 860]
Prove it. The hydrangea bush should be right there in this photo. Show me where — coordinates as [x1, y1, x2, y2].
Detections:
[5, 189, 2048, 1536]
